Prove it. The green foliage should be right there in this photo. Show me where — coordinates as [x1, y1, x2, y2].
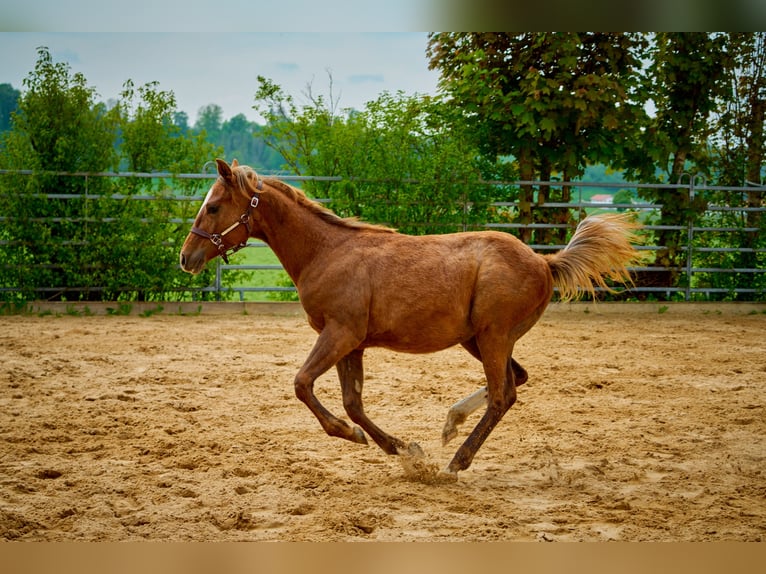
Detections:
[712, 33, 766, 187]
[4, 47, 119, 173]
[0, 83, 20, 134]
[623, 33, 735, 270]
[0, 47, 230, 302]
[106, 302, 133, 315]
[191, 105, 284, 171]
[707, 33, 766, 298]
[427, 32, 764, 289]
[0, 47, 117, 301]
[426, 32, 649, 243]
[254, 75, 511, 235]
[690, 194, 766, 300]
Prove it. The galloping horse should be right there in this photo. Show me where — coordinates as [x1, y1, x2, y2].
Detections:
[180, 159, 641, 479]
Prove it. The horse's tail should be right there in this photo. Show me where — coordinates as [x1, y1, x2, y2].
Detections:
[545, 213, 643, 302]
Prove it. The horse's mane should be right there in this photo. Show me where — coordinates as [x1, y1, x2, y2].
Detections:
[234, 165, 396, 234]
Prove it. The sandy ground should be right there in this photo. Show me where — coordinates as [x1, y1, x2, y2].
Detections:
[1, 304, 764, 541]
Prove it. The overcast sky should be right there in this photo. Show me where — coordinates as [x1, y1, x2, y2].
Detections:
[0, 33, 441, 124]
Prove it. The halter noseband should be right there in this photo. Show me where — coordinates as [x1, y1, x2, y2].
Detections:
[189, 179, 263, 264]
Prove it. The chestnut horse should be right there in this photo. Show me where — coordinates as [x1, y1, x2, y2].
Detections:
[180, 159, 641, 479]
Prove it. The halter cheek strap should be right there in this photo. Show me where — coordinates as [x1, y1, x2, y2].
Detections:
[190, 180, 263, 264]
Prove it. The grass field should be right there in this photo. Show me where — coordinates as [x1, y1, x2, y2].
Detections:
[220, 243, 296, 302]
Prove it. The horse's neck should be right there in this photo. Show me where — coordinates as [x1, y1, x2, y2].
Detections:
[256, 192, 341, 284]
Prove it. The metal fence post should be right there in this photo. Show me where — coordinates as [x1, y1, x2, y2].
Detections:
[686, 176, 695, 301]
[215, 258, 222, 301]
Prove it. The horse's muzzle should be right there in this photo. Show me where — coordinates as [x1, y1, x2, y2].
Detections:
[179, 249, 206, 274]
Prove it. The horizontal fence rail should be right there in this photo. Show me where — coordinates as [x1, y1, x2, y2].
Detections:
[1, 169, 764, 302]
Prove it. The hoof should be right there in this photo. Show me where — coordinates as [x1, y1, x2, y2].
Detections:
[396, 441, 425, 458]
[436, 468, 459, 483]
[396, 442, 443, 483]
[441, 425, 457, 447]
[351, 426, 368, 445]
[441, 408, 469, 446]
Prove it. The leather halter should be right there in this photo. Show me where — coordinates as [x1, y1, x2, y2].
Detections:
[189, 179, 263, 264]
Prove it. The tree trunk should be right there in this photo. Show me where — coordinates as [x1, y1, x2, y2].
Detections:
[517, 146, 534, 243]
[741, 86, 765, 298]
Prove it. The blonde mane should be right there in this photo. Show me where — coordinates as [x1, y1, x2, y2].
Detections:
[233, 165, 395, 233]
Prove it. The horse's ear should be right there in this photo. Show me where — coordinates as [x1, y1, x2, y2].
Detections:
[215, 158, 234, 183]
[231, 158, 239, 167]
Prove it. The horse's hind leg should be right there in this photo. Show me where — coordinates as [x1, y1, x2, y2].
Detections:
[442, 339, 528, 445]
[460, 337, 528, 385]
[445, 333, 518, 476]
[337, 349, 406, 455]
[441, 387, 487, 446]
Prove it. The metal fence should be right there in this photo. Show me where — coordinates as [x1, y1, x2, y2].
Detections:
[1, 170, 764, 301]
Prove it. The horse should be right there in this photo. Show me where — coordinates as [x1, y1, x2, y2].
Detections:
[180, 159, 641, 479]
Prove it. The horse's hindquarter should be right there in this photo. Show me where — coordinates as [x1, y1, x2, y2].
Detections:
[469, 232, 553, 334]
[301, 231, 551, 354]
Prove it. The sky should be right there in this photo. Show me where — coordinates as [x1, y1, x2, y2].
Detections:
[0, 33, 442, 124]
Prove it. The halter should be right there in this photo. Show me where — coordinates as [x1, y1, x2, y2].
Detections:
[189, 179, 263, 264]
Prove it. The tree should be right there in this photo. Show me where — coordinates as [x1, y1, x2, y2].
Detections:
[427, 32, 649, 242]
[118, 80, 218, 174]
[712, 33, 765, 196]
[105, 80, 223, 300]
[188, 107, 284, 171]
[623, 33, 734, 275]
[194, 103, 223, 141]
[0, 46, 119, 300]
[253, 75, 504, 234]
[216, 113, 284, 171]
[0, 47, 224, 302]
[173, 110, 190, 133]
[0, 83, 20, 133]
[705, 33, 766, 297]
[2, 47, 118, 174]
[218, 113, 250, 163]
[613, 188, 635, 211]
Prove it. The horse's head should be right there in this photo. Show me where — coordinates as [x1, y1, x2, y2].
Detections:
[179, 158, 262, 274]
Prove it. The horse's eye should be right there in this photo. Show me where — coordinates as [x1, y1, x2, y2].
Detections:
[206, 204, 220, 215]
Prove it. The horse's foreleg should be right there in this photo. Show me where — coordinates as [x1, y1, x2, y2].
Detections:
[337, 349, 406, 455]
[294, 326, 367, 446]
